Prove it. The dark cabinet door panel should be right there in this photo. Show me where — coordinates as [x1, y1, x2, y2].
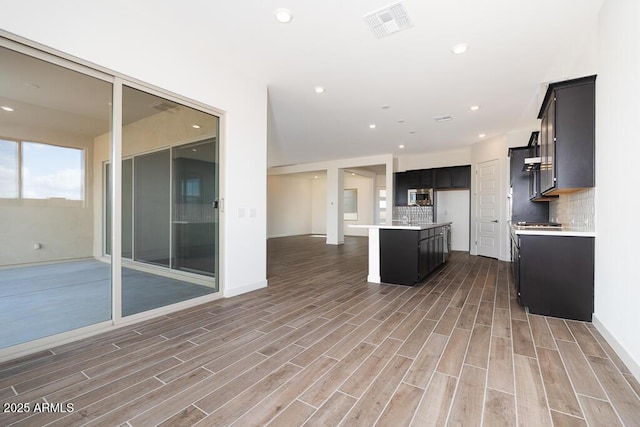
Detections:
[554, 83, 595, 190]
[434, 168, 452, 189]
[516, 234, 594, 321]
[450, 166, 471, 188]
[420, 169, 434, 188]
[394, 172, 408, 206]
[406, 170, 421, 188]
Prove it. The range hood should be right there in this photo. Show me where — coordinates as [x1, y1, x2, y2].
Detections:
[523, 156, 541, 172]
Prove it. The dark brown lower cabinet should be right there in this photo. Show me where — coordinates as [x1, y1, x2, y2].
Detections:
[512, 233, 594, 321]
[380, 227, 446, 286]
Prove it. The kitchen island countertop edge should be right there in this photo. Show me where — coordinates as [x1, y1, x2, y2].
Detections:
[349, 222, 452, 231]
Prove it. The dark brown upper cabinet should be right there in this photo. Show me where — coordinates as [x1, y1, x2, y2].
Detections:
[539, 75, 596, 195]
[420, 169, 434, 188]
[394, 172, 408, 206]
[435, 166, 471, 190]
[395, 165, 471, 205]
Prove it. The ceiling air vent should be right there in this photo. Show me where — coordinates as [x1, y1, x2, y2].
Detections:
[363, 2, 413, 39]
[434, 115, 453, 123]
[152, 101, 178, 113]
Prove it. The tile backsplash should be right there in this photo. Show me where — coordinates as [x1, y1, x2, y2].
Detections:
[549, 188, 595, 231]
[393, 206, 434, 223]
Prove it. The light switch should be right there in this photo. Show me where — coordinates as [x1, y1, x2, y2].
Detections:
[249, 208, 256, 218]
[238, 207, 246, 218]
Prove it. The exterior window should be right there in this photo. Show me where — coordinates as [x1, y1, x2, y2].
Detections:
[344, 188, 358, 220]
[22, 142, 84, 200]
[378, 188, 387, 224]
[0, 139, 85, 200]
[185, 177, 202, 200]
[0, 139, 19, 198]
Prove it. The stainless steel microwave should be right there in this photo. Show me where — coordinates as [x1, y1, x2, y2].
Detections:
[408, 188, 433, 206]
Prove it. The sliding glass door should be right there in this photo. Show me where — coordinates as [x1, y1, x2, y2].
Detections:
[1, 38, 221, 353]
[0, 45, 113, 349]
[115, 86, 219, 316]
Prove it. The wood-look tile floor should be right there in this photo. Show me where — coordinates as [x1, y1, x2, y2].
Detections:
[1, 235, 639, 426]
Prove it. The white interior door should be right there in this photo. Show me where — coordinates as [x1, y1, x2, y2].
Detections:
[476, 160, 500, 259]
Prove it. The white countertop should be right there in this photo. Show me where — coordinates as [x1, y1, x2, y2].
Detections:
[510, 223, 595, 238]
[349, 222, 452, 231]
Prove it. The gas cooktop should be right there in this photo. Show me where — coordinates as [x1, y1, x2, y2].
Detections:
[514, 221, 563, 229]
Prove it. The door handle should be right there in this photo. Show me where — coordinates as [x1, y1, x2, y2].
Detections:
[491, 220, 498, 223]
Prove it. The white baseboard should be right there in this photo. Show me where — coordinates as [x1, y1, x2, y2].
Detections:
[592, 314, 640, 382]
[367, 274, 381, 284]
[224, 279, 268, 297]
[267, 233, 312, 239]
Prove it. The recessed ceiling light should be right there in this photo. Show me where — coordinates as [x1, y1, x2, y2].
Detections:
[192, 148, 198, 152]
[470, 105, 480, 111]
[1, 106, 14, 112]
[192, 124, 201, 129]
[314, 175, 318, 179]
[381, 105, 390, 109]
[479, 133, 486, 138]
[397, 119, 405, 123]
[451, 43, 469, 55]
[369, 124, 377, 129]
[398, 144, 405, 149]
[274, 8, 293, 24]
[314, 86, 325, 94]
[434, 115, 453, 123]
[351, 172, 356, 176]
[25, 82, 40, 89]
[409, 130, 416, 134]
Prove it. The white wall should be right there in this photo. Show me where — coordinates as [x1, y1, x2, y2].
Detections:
[344, 174, 374, 237]
[311, 177, 327, 234]
[396, 147, 471, 172]
[267, 172, 376, 238]
[0, 3, 269, 297]
[266, 175, 312, 238]
[593, 0, 640, 379]
[269, 154, 394, 241]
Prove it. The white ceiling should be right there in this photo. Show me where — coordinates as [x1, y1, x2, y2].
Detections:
[1, 0, 604, 168]
[188, 0, 602, 167]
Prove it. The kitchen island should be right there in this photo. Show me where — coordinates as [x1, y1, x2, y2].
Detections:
[350, 222, 452, 286]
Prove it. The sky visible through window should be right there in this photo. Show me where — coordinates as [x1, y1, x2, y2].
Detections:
[23, 142, 84, 200]
[0, 140, 84, 200]
[0, 139, 18, 198]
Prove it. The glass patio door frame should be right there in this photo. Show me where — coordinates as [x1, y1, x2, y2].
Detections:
[110, 80, 222, 324]
[0, 35, 116, 360]
[0, 33, 224, 361]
